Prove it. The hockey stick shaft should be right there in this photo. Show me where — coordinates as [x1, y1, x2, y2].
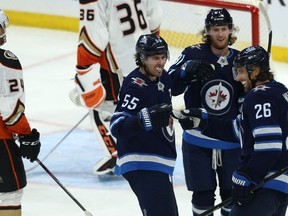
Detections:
[258, 2, 272, 54]
[199, 166, 288, 216]
[36, 159, 93, 216]
[26, 112, 89, 173]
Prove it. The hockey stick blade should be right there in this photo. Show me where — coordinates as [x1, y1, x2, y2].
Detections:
[26, 112, 89, 173]
[199, 166, 288, 216]
[36, 159, 94, 216]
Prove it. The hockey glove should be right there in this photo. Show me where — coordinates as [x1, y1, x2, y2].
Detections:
[232, 170, 255, 205]
[138, 103, 172, 131]
[19, 128, 41, 162]
[180, 59, 214, 83]
[172, 108, 208, 130]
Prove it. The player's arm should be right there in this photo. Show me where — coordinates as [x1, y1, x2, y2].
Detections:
[0, 52, 31, 135]
[173, 108, 240, 143]
[241, 94, 284, 183]
[146, 0, 162, 34]
[110, 84, 171, 138]
[0, 54, 40, 162]
[70, 1, 109, 109]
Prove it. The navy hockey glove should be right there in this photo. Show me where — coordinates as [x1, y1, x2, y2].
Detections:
[19, 128, 41, 162]
[232, 171, 255, 205]
[172, 108, 208, 130]
[180, 59, 214, 83]
[138, 103, 172, 131]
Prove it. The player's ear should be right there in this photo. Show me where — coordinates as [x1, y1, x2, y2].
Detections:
[251, 66, 261, 79]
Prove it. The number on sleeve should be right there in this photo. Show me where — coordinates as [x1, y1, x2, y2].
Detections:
[122, 94, 139, 110]
[8, 79, 24, 93]
[255, 103, 271, 119]
[80, 9, 95, 21]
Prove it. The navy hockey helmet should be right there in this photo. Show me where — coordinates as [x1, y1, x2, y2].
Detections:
[136, 34, 169, 59]
[205, 8, 233, 29]
[233, 45, 270, 73]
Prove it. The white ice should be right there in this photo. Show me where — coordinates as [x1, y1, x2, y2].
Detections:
[3, 26, 288, 216]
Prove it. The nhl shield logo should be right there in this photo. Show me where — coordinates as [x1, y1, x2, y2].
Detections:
[201, 79, 234, 116]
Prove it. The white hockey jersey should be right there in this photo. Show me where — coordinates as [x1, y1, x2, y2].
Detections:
[77, 0, 162, 76]
[0, 48, 31, 139]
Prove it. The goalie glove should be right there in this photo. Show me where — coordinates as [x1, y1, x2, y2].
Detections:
[19, 128, 41, 162]
[70, 63, 106, 109]
[138, 103, 172, 131]
[180, 59, 215, 83]
[172, 108, 208, 130]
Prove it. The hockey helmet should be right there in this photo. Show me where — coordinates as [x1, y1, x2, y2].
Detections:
[0, 9, 9, 30]
[136, 34, 169, 59]
[205, 8, 233, 29]
[0, 9, 9, 46]
[233, 45, 270, 73]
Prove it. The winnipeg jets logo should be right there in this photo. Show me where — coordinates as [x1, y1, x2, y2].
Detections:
[217, 56, 228, 68]
[209, 82, 227, 108]
[201, 79, 234, 116]
[162, 116, 175, 142]
[132, 77, 148, 87]
[252, 85, 270, 92]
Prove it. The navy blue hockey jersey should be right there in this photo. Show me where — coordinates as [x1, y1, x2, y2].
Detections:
[110, 68, 177, 176]
[203, 81, 288, 193]
[169, 43, 245, 149]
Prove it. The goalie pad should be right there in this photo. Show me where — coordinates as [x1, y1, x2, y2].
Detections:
[75, 63, 106, 109]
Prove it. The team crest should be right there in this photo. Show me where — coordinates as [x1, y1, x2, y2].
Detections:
[132, 77, 148, 87]
[252, 85, 270, 92]
[162, 116, 175, 142]
[201, 79, 234, 115]
[4, 50, 18, 60]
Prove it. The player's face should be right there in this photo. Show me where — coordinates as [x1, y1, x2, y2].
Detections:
[208, 25, 231, 50]
[234, 66, 255, 92]
[0, 26, 6, 46]
[144, 54, 167, 80]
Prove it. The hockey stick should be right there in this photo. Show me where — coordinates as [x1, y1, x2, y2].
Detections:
[36, 159, 94, 216]
[25, 112, 89, 173]
[199, 166, 288, 216]
[258, 2, 272, 54]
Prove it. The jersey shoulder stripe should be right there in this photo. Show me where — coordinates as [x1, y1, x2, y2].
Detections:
[0, 49, 22, 70]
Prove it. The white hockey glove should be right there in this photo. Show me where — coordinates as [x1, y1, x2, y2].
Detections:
[69, 63, 106, 109]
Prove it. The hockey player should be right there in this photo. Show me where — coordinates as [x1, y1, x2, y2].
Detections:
[0, 9, 41, 216]
[168, 8, 245, 216]
[175, 46, 288, 216]
[109, 34, 179, 216]
[69, 0, 163, 175]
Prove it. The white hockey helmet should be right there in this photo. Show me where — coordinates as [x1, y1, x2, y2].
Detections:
[0, 9, 9, 45]
[0, 9, 9, 29]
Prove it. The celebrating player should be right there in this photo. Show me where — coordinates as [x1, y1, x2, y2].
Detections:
[69, 0, 163, 175]
[175, 45, 288, 216]
[0, 9, 41, 216]
[168, 8, 245, 215]
[109, 34, 179, 216]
